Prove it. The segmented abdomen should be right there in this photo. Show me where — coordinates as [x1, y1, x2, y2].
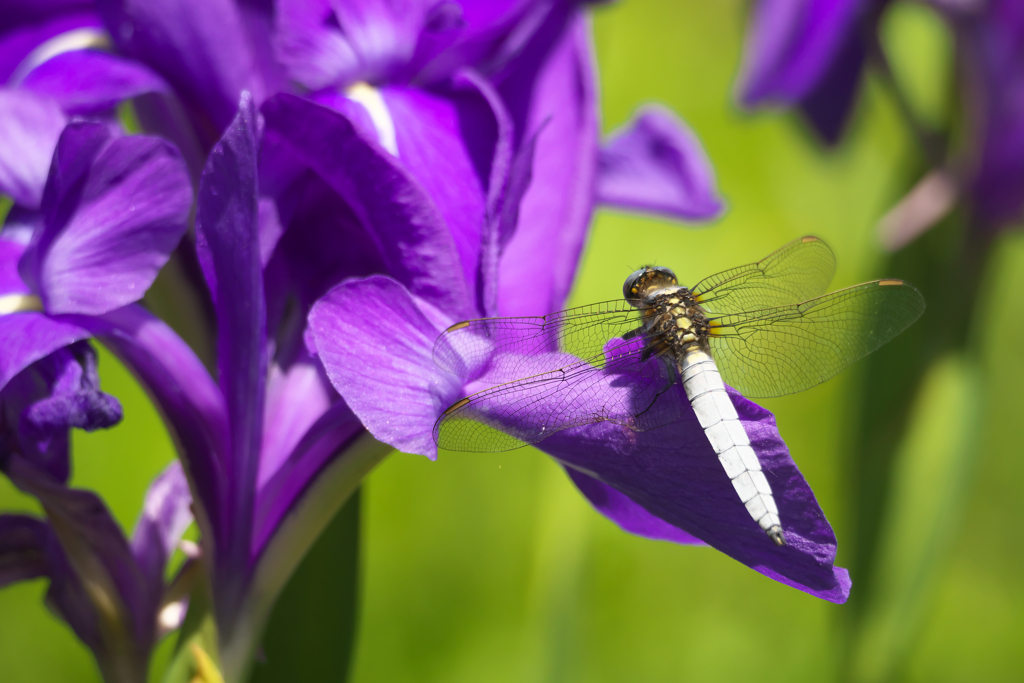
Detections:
[678, 350, 783, 543]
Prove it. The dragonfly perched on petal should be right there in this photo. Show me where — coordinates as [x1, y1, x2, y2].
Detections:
[432, 236, 925, 545]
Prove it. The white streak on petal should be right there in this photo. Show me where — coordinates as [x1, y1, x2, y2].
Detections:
[10, 28, 111, 85]
[0, 294, 42, 315]
[346, 81, 398, 157]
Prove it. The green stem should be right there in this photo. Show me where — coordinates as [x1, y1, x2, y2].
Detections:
[838, 210, 994, 680]
[217, 433, 390, 683]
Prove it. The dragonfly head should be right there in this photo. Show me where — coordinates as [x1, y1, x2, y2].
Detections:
[623, 266, 678, 304]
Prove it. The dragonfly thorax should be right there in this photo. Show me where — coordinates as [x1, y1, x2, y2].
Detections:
[636, 285, 712, 361]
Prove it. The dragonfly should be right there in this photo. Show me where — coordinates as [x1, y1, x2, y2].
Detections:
[432, 237, 925, 546]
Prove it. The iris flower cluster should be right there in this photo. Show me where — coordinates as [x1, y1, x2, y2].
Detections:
[739, 0, 1024, 240]
[1, 1, 850, 680]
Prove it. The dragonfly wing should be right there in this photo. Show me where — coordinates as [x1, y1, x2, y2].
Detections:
[433, 300, 644, 384]
[434, 339, 682, 452]
[707, 280, 925, 398]
[692, 236, 837, 315]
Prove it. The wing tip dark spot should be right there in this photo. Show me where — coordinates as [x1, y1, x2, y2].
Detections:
[446, 321, 471, 332]
[801, 235, 819, 243]
[878, 279, 903, 286]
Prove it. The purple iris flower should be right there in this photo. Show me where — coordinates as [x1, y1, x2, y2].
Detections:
[0, 116, 196, 680]
[739, 0, 1024, 236]
[0, 454, 192, 683]
[4, 0, 721, 321]
[308, 272, 850, 603]
[291, 1, 847, 603]
[0, 0, 172, 211]
[737, 0, 883, 144]
[0, 3, 845, 681]
[0, 88, 369, 680]
[0, 119, 192, 399]
[952, 0, 1024, 230]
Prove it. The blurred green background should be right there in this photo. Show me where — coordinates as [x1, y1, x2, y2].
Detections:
[2, 1, 1023, 681]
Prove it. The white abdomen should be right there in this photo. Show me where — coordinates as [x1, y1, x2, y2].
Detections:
[678, 349, 785, 545]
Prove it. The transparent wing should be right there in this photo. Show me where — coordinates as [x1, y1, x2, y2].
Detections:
[692, 236, 837, 315]
[433, 300, 644, 384]
[433, 340, 683, 452]
[707, 280, 925, 398]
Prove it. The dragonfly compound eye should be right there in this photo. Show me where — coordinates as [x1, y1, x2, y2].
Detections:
[651, 266, 678, 284]
[623, 268, 647, 300]
[623, 266, 679, 301]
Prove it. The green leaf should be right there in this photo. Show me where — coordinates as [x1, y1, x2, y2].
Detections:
[850, 353, 982, 682]
[249, 488, 362, 683]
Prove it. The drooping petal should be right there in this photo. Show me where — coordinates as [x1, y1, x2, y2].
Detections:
[19, 48, 170, 114]
[796, 22, 867, 144]
[0, 89, 66, 209]
[194, 92, 266, 598]
[262, 93, 473, 318]
[4, 453, 154, 673]
[76, 305, 227, 551]
[0, 311, 91, 393]
[564, 467, 706, 545]
[309, 275, 463, 459]
[130, 461, 193, 597]
[19, 121, 192, 315]
[496, 9, 599, 316]
[1, 353, 71, 482]
[596, 105, 724, 221]
[738, 0, 866, 107]
[19, 342, 122, 435]
[538, 384, 851, 602]
[6, 342, 122, 482]
[0, 514, 50, 585]
[0, 206, 43, 249]
[460, 336, 850, 601]
[98, 0, 270, 135]
[0, 513, 104, 656]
